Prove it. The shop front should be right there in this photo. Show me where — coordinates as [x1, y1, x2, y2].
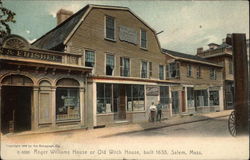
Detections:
[0, 35, 92, 134]
[93, 81, 171, 127]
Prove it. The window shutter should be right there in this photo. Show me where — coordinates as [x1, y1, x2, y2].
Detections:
[166, 64, 169, 79]
[176, 62, 180, 78]
[149, 62, 152, 78]
[120, 57, 123, 76]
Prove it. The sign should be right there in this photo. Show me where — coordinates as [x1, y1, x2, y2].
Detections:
[194, 85, 209, 90]
[209, 86, 221, 91]
[64, 97, 75, 106]
[171, 85, 183, 91]
[119, 25, 138, 44]
[146, 86, 159, 96]
[0, 47, 62, 62]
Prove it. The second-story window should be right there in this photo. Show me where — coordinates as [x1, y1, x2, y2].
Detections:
[197, 66, 201, 78]
[141, 61, 148, 78]
[140, 29, 147, 49]
[105, 16, 115, 40]
[159, 65, 164, 80]
[120, 57, 130, 77]
[166, 62, 180, 79]
[187, 64, 192, 77]
[106, 54, 115, 76]
[210, 68, 217, 80]
[149, 62, 152, 78]
[85, 50, 95, 67]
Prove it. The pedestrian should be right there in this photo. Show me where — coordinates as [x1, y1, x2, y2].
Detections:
[157, 101, 163, 122]
[149, 102, 157, 122]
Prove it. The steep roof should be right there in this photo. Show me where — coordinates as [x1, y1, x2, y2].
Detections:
[162, 49, 222, 67]
[32, 5, 90, 50]
[32, 4, 161, 50]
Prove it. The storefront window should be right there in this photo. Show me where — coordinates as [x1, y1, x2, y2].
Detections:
[56, 88, 80, 121]
[127, 85, 145, 111]
[209, 91, 219, 105]
[187, 87, 194, 107]
[195, 90, 208, 107]
[97, 84, 112, 114]
[160, 86, 169, 108]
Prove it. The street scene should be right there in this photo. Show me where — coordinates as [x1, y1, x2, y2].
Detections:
[0, 1, 249, 159]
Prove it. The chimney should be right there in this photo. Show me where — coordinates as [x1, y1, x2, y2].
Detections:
[56, 9, 73, 25]
[197, 47, 203, 55]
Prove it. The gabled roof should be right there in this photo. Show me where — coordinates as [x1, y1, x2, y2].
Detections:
[32, 4, 161, 50]
[32, 5, 90, 50]
[162, 49, 223, 67]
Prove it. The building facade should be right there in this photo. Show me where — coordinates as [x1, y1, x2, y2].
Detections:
[1, 4, 226, 133]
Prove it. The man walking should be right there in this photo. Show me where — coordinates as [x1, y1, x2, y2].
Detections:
[157, 101, 163, 122]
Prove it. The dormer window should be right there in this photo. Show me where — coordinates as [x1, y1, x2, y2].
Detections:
[140, 29, 147, 49]
[105, 16, 115, 41]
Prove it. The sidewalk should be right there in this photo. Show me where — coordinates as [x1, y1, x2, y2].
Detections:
[99, 109, 233, 137]
[3, 110, 232, 138]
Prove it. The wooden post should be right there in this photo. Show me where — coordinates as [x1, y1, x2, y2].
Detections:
[232, 33, 249, 135]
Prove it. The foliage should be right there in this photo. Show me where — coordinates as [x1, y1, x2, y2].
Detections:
[0, 0, 16, 38]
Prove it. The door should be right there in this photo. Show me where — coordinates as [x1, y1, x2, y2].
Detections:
[181, 90, 186, 112]
[1, 86, 32, 133]
[114, 84, 126, 120]
[171, 91, 179, 114]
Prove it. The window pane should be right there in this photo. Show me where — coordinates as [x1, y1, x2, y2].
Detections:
[85, 50, 95, 67]
[106, 16, 115, 40]
[209, 91, 219, 105]
[141, 30, 147, 48]
[106, 55, 114, 75]
[159, 65, 164, 80]
[56, 88, 80, 121]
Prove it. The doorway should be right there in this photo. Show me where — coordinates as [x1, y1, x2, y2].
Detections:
[172, 91, 179, 114]
[1, 86, 32, 133]
[114, 84, 126, 120]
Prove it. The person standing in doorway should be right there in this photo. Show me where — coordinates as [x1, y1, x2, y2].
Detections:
[149, 102, 157, 122]
[157, 101, 163, 122]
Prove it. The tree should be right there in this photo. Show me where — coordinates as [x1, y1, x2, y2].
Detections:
[0, 0, 16, 38]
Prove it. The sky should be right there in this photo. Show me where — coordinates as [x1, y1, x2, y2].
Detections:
[3, 0, 249, 55]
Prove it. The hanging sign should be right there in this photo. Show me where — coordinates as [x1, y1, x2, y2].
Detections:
[119, 25, 138, 44]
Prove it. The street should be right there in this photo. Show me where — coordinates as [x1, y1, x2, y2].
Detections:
[1, 117, 249, 160]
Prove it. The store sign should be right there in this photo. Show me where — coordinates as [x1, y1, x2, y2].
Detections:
[194, 85, 209, 90]
[209, 86, 221, 91]
[0, 47, 62, 62]
[119, 25, 138, 44]
[146, 86, 159, 96]
[171, 86, 183, 91]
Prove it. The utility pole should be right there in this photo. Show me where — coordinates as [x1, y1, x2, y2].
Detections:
[230, 33, 249, 135]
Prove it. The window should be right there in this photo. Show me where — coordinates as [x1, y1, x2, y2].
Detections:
[85, 50, 95, 67]
[159, 65, 164, 80]
[209, 91, 219, 106]
[56, 78, 80, 121]
[105, 16, 115, 40]
[126, 85, 145, 111]
[97, 84, 112, 114]
[229, 60, 233, 74]
[149, 62, 152, 78]
[106, 54, 115, 76]
[210, 68, 217, 80]
[160, 86, 169, 108]
[141, 61, 148, 78]
[56, 88, 80, 121]
[187, 64, 192, 77]
[195, 90, 208, 107]
[187, 87, 194, 107]
[120, 57, 130, 77]
[140, 29, 147, 48]
[197, 66, 201, 79]
[166, 62, 180, 79]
